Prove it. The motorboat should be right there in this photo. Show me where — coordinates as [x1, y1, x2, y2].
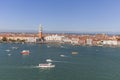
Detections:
[38, 63, 55, 68]
[72, 52, 78, 55]
[60, 54, 65, 57]
[8, 53, 11, 56]
[46, 59, 53, 62]
[5, 49, 11, 52]
[21, 50, 30, 55]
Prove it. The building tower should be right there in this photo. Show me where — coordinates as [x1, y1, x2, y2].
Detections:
[38, 24, 42, 39]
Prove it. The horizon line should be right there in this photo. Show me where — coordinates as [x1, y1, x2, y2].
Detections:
[0, 30, 120, 35]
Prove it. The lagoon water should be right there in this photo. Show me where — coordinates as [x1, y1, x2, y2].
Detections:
[0, 43, 120, 80]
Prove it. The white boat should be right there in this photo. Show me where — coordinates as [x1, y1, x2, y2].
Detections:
[5, 49, 11, 52]
[60, 54, 65, 57]
[21, 50, 30, 55]
[46, 59, 53, 62]
[8, 53, 11, 56]
[38, 63, 55, 68]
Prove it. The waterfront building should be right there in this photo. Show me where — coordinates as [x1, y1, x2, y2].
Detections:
[62, 37, 71, 43]
[26, 37, 37, 42]
[71, 37, 79, 44]
[0, 33, 38, 43]
[86, 39, 93, 45]
[92, 40, 99, 46]
[117, 41, 120, 46]
[102, 40, 117, 46]
[0, 36, 2, 40]
[45, 34, 64, 42]
[79, 39, 86, 45]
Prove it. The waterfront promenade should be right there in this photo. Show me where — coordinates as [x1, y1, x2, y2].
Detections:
[0, 32, 120, 47]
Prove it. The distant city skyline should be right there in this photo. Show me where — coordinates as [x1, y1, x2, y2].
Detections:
[0, 0, 120, 33]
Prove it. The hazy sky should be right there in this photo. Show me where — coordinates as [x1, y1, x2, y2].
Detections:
[0, 0, 120, 33]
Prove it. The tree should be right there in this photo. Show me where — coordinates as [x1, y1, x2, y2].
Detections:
[9, 39, 16, 42]
[2, 37, 7, 41]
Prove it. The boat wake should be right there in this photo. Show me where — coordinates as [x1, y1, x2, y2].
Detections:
[0, 66, 37, 69]
[51, 60, 80, 65]
[21, 65, 38, 69]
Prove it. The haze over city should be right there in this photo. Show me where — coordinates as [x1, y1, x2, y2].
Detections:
[0, 0, 120, 33]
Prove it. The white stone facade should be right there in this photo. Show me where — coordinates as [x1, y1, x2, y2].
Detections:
[102, 40, 117, 45]
[45, 34, 64, 41]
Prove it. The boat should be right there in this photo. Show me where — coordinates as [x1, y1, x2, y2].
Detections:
[46, 59, 53, 62]
[8, 53, 11, 56]
[21, 50, 30, 55]
[12, 47, 18, 49]
[38, 63, 55, 68]
[60, 54, 65, 57]
[47, 45, 50, 48]
[5, 49, 11, 52]
[72, 52, 78, 55]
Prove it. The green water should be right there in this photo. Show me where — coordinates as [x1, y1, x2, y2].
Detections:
[0, 43, 120, 80]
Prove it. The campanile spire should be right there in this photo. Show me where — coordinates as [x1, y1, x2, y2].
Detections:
[39, 24, 42, 32]
[38, 24, 43, 39]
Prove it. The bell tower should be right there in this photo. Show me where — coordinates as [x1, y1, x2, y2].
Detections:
[38, 24, 42, 39]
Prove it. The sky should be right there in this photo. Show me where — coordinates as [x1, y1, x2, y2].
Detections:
[0, 0, 120, 33]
